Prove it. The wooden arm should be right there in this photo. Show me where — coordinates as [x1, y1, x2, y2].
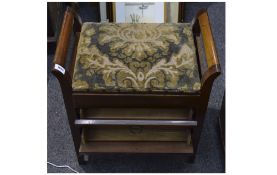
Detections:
[198, 11, 220, 68]
[193, 10, 221, 87]
[53, 7, 75, 67]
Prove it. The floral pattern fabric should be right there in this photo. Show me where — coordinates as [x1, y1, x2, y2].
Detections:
[72, 22, 201, 93]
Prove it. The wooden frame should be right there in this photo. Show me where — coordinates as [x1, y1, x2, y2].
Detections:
[178, 2, 185, 22]
[52, 7, 220, 164]
[106, 2, 183, 23]
[106, 2, 185, 23]
[106, 2, 114, 22]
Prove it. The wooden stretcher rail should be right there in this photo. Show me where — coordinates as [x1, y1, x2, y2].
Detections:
[75, 119, 197, 126]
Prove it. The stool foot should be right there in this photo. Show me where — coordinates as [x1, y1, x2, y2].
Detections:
[78, 154, 89, 165]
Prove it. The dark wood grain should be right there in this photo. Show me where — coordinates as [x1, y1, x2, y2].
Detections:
[53, 7, 74, 67]
[81, 108, 193, 120]
[72, 93, 201, 108]
[79, 141, 193, 154]
[83, 126, 191, 142]
[106, 2, 114, 22]
[190, 10, 221, 155]
[178, 2, 185, 22]
[51, 7, 82, 162]
[198, 11, 219, 68]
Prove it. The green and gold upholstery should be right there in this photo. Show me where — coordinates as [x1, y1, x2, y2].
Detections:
[72, 22, 201, 93]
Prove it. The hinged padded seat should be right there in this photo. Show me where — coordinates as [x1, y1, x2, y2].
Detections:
[72, 23, 201, 93]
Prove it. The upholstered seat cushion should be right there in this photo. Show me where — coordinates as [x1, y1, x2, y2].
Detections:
[72, 22, 201, 93]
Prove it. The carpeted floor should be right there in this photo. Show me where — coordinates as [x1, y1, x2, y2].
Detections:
[47, 2, 225, 173]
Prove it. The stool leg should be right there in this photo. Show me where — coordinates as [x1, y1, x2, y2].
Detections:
[192, 107, 206, 156]
[78, 154, 89, 165]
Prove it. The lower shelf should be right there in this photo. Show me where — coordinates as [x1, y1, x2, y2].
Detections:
[78, 107, 194, 154]
[83, 126, 191, 142]
[79, 141, 193, 154]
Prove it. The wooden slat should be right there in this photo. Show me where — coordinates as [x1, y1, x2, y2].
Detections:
[73, 93, 201, 108]
[81, 108, 193, 120]
[79, 141, 193, 154]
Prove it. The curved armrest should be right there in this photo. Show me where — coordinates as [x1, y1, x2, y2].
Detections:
[198, 11, 220, 68]
[197, 10, 221, 86]
[53, 7, 75, 67]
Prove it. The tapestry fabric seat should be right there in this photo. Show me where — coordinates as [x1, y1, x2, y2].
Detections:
[72, 22, 201, 93]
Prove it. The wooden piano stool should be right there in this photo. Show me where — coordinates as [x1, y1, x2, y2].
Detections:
[52, 7, 221, 164]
